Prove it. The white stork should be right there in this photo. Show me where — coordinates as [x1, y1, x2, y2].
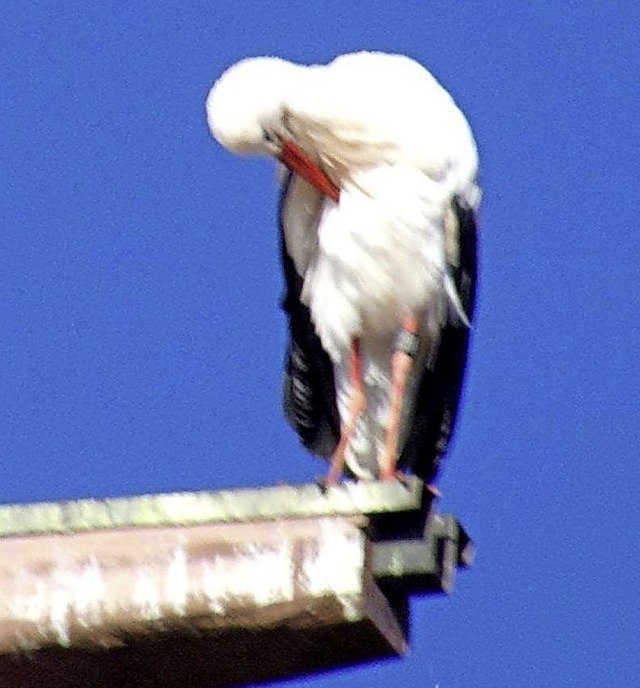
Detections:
[206, 52, 480, 486]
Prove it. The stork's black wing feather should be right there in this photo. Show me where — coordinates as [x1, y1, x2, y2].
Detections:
[398, 198, 479, 482]
[279, 172, 340, 458]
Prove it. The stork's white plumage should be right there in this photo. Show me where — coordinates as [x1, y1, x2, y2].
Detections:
[207, 52, 480, 484]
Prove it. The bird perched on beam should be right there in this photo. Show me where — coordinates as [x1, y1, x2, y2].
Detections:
[206, 51, 480, 486]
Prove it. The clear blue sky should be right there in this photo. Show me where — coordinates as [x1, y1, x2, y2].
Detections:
[2, 2, 639, 686]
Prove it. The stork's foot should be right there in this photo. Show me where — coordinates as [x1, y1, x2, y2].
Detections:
[379, 467, 410, 486]
[426, 483, 442, 498]
[315, 475, 331, 494]
[324, 442, 351, 487]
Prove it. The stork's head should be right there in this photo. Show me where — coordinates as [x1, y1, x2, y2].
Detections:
[206, 57, 300, 157]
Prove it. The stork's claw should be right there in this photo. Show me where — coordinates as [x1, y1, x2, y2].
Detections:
[379, 467, 408, 484]
[426, 483, 442, 498]
[315, 476, 331, 494]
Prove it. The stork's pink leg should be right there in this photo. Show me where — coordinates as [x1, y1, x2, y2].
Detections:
[325, 338, 366, 485]
[380, 317, 420, 480]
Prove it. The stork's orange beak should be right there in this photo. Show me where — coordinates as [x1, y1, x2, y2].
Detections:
[278, 139, 340, 203]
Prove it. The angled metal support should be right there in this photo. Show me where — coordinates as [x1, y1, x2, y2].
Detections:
[372, 510, 474, 595]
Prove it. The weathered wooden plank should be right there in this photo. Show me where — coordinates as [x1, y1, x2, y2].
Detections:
[0, 516, 405, 687]
[0, 480, 472, 687]
[0, 479, 424, 537]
